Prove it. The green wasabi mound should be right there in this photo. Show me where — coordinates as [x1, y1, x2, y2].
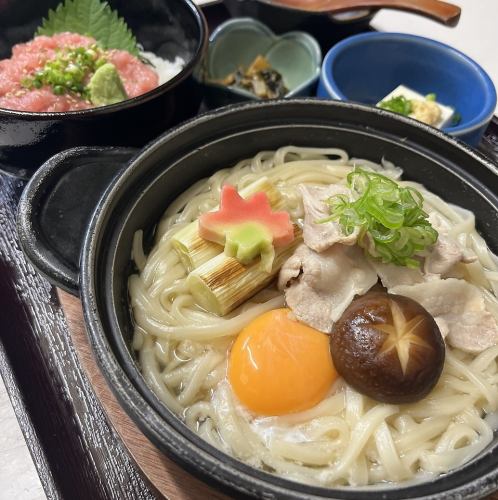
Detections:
[88, 62, 127, 106]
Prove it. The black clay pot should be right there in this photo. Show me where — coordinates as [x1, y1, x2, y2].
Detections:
[223, 0, 375, 51]
[18, 99, 498, 499]
[0, 0, 207, 179]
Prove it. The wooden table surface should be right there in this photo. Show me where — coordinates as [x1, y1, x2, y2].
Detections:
[1, 4, 498, 500]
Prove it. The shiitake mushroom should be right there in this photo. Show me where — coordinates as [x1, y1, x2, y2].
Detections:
[331, 292, 445, 404]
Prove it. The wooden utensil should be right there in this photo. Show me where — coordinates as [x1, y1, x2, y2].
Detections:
[262, 0, 461, 26]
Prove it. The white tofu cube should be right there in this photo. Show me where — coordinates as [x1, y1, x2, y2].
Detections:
[377, 85, 454, 129]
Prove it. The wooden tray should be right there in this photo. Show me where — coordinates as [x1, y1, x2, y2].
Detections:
[58, 289, 498, 500]
[58, 290, 229, 500]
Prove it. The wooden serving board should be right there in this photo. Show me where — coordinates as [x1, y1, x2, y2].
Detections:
[57, 290, 229, 500]
[58, 289, 498, 500]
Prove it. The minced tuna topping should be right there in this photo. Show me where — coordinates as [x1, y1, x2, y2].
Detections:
[0, 32, 159, 112]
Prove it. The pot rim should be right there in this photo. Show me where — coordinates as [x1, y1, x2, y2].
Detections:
[81, 98, 498, 499]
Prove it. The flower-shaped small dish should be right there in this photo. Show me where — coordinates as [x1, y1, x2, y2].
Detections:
[199, 18, 321, 108]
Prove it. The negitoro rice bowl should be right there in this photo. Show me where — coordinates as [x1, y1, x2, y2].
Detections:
[0, 0, 187, 112]
[0, 0, 207, 177]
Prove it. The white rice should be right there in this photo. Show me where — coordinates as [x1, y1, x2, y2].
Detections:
[141, 51, 185, 85]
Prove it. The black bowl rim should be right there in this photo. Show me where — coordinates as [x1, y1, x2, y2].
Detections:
[0, 0, 208, 118]
[252, 0, 376, 20]
[81, 98, 498, 499]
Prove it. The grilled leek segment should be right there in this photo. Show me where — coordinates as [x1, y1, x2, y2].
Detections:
[186, 225, 301, 316]
[172, 177, 286, 271]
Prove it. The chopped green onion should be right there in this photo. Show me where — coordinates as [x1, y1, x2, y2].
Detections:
[451, 112, 462, 126]
[425, 93, 437, 101]
[21, 44, 106, 97]
[319, 168, 438, 268]
[378, 95, 413, 116]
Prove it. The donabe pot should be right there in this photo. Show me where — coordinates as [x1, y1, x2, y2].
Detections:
[0, 0, 207, 179]
[18, 99, 498, 499]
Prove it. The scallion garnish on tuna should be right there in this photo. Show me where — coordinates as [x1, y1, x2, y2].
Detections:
[21, 45, 106, 97]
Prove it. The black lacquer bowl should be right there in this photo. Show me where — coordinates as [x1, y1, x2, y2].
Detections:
[0, 0, 207, 178]
[18, 100, 498, 499]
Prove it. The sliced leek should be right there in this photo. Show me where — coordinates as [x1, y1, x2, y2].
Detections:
[186, 225, 302, 316]
[172, 177, 286, 271]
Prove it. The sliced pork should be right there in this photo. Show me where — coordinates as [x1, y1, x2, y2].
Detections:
[300, 185, 358, 253]
[371, 260, 425, 289]
[424, 234, 476, 276]
[278, 244, 377, 333]
[391, 278, 498, 353]
[424, 212, 476, 276]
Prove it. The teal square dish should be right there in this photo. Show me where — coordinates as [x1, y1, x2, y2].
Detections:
[199, 17, 322, 107]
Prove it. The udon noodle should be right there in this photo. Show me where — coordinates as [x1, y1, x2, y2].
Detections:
[129, 146, 498, 487]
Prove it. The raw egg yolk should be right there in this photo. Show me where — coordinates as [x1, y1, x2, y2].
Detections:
[228, 308, 337, 416]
